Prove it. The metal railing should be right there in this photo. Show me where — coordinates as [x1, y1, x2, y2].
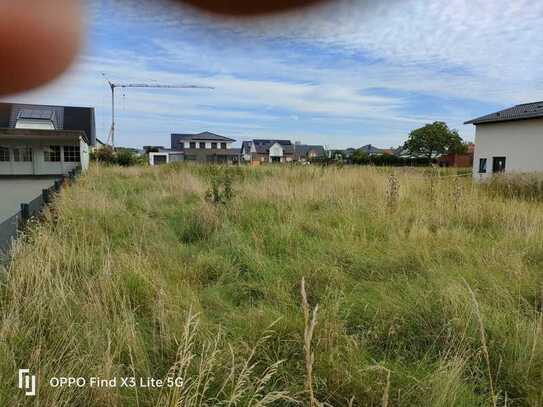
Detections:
[0, 168, 80, 259]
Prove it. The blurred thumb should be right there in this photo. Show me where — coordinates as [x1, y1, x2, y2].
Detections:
[0, 0, 82, 96]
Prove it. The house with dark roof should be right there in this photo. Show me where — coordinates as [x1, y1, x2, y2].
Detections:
[0, 102, 95, 175]
[465, 101, 543, 179]
[359, 144, 391, 156]
[241, 139, 294, 164]
[148, 132, 239, 165]
[293, 143, 326, 162]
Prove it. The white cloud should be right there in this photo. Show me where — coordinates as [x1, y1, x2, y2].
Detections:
[4, 0, 541, 148]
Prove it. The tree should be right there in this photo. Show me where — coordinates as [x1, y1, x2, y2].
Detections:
[351, 149, 369, 164]
[404, 121, 464, 160]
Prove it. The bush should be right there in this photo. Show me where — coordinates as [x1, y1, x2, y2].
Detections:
[91, 147, 144, 167]
[205, 173, 235, 205]
[91, 146, 116, 164]
[115, 150, 138, 167]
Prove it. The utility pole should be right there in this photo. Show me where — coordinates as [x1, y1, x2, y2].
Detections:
[102, 74, 213, 148]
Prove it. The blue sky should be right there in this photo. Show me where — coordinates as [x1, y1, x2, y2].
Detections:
[5, 0, 543, 148]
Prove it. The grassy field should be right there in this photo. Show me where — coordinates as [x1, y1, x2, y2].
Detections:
[1, 163, 542, 406]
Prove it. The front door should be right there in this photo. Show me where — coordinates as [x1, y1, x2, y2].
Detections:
[492, 157, 506, 173]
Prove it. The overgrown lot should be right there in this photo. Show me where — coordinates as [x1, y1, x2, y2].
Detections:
[1, 164, 542, 406]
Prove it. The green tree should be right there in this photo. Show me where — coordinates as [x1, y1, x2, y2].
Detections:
[404, 121, 464, 160]
[351, 149, 369, 164]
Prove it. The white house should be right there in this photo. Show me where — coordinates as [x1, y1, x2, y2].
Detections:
[465, 101, 543, 180]
[240, 139, 294, 164]
[148, 148, 184, 166]
[0, 103, 95, 175]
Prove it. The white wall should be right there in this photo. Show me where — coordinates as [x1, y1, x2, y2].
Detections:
[269, 143, 284, 157]
[149, 152, 169, 166]
[149, 152, 185, 165]
[473, 118, 543, 180]
[80, 138, 90, 171]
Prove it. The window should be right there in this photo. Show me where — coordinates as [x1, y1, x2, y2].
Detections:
[492, 157, 506, 173]
[13, 147, 32, 162]
[44, 146, 61, 162]
[63, 146, 81, 162]
[220, 142, 227, 149]
[211, 142, 217, 149]
[178, 142, 184, 150]
[0, 146, 9, 162]
[189, 142, 196, 149]
[478, 158, 487, 173]
[199, 142, 206, 149]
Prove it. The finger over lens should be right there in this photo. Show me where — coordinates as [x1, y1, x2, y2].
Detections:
[0, 0, 82, 96]
[175, 0, 330, 15]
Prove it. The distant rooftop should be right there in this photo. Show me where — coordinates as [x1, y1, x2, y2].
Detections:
[465, 101, 543, 125]
[252, 139, 292, 146]
[171, 132, 235, 142]
[249, 139, 294, 154]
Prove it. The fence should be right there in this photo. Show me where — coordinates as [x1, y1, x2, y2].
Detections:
[0, 168, 80, 259]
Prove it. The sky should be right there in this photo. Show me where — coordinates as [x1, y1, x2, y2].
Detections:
[4, 0, 543, 149]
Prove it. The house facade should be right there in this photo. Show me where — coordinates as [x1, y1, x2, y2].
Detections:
[293, 144, 326, 162]
[149, 132, 239, 165]
[465, 102, 543, 180]
[241, 139, 294, 164]
[0, 103, 94, 175]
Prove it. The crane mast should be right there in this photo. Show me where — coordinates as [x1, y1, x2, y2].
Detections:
[102, 74, 213, 147]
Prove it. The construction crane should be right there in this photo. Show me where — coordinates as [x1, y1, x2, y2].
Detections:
[102, 73, 213, 147]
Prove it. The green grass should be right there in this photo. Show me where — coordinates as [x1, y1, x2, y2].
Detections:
[1, 163, 542, 406]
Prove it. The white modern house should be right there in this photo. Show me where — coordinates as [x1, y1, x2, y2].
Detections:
[240, 139, 294, 164]
[465, 101, 543, 180]
[0, 103, 95, 176]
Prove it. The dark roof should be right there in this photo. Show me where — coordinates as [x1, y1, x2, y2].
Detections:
[360, 144, 386, 155]
[0, 102, 96, 146]
[253, 139, 292, 146]
[241, 140, 252, 154]
[294, 144, 325, 158]
[171, 132, 235, 148]
[465, 101, 543, 125]
[250, 139, 293, 154]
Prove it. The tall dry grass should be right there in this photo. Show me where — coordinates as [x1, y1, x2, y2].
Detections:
[0, 163, 542, 406]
